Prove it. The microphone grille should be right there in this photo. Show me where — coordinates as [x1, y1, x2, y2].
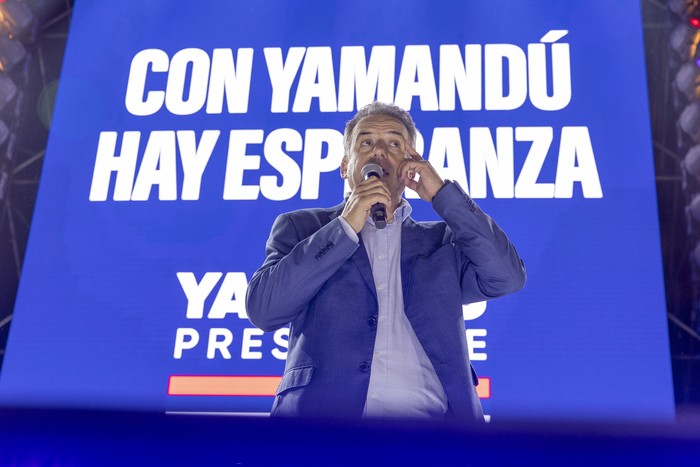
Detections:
[361, 163, 383, 180]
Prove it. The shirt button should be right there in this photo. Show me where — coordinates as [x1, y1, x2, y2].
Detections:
[367, 315, 378, 326]
[359, 361, 370, 372]
[377, 255, 385, 260]
[370, 393, 377, 399]
[374, 351, 380, 357]
[377, 285, 384, 291]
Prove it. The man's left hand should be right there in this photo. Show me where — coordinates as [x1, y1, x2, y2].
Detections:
[399, 144, 445, 202]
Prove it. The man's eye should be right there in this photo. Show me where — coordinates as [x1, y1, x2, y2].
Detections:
[361, 140, 372, 146]
[391, 141, 401, 147]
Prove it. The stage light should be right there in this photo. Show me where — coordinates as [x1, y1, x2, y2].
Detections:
[688, 193, 700, 223]
[0, 0, 35, 38]
[0, 163, 8, 201]
[688, 2, 700, 31]
[0, 73, 17, 112]
[668, 0, 690, 17]
[675, 62, 700, 99]
[692, 242, 700, 269]
[0, 119, 7, 146]
[670, 23, 700, 59]
[679, 101, 700, 141]
[0, 34, 26, 72]
[683, 145, 700, 179]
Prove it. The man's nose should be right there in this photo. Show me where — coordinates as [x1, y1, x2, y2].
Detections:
[372, 141, 388, 158]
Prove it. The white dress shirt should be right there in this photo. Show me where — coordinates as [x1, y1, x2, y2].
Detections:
[339, 200, 448, 418]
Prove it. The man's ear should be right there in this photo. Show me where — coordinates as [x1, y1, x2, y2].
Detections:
[340, 156, 349, 179]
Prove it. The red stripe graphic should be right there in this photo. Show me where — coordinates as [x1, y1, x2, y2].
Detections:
[476, 377, 491, 399]
[168, 375, 282, 396]
[169, 375, 492, 399]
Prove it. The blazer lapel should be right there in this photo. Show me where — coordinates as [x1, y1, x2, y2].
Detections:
[331, 202, 377, 300]
[400, 217, 423, 307]
[352, 237, 377, 300]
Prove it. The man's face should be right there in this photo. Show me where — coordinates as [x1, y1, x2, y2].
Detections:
[341, 115, 412, 204]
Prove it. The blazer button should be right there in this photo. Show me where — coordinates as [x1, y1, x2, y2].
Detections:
[359, 361, 370, 372]
[367, 316, 377, 327]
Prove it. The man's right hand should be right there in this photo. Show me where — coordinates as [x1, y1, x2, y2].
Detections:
[341, 178, 393, 233]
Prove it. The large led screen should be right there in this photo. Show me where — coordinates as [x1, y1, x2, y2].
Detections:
[0, 0, 674, 421]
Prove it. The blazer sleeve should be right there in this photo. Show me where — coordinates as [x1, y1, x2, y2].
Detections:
[245, 212, 359, 332]
[432, 181, 526, 303]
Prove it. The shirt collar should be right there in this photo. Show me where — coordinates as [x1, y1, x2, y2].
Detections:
[394, 198, 412, 222]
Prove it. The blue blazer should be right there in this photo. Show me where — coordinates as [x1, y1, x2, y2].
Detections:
[246, 181, 526, 421]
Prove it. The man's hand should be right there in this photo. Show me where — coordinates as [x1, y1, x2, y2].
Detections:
[341, 177, 393, 233]
[400, 144, 445, 202]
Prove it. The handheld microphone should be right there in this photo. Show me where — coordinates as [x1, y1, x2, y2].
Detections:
[360, 163, 387, 229]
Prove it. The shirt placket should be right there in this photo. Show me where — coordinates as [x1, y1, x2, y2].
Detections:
[377, 226, 391, 407]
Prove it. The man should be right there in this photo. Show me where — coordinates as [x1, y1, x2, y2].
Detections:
[246, 102, 525, 422]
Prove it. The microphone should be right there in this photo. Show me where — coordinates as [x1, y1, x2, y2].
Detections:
[361, 163, 387, 229]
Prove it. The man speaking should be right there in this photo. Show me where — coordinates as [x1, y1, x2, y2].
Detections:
[246, 102, 526, 422]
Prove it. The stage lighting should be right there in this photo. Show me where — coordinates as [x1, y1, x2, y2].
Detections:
[0, 119, 7, 146]
[670, 23, 700, 59]
[679, 101, 700, 141]
[688, 193, 700, 223]
[692, 242, 700, 269]
[3, 131, 14, 161]
[0, 163, 8, 201]
[0, 0, 35, 38]
[0, 73, 16, 111]
[0, 34, 26, 72]
[668, 0, 690, 17]
[667, 0, 700, 43]
[675, 62, 700, 100]
[683, 144, 700, 179]
[690, 0, 700, 29]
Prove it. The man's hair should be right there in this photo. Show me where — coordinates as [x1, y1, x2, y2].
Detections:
[343, 101, 417, 154]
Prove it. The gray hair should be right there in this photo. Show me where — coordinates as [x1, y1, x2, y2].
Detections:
[343, 101, 417, 154]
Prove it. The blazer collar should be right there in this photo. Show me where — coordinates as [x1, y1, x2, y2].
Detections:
[400, 216, 423, 305]
[330, 200, 376, 299]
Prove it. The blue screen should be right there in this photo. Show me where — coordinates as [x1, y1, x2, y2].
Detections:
[0, 0, 674, 421]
